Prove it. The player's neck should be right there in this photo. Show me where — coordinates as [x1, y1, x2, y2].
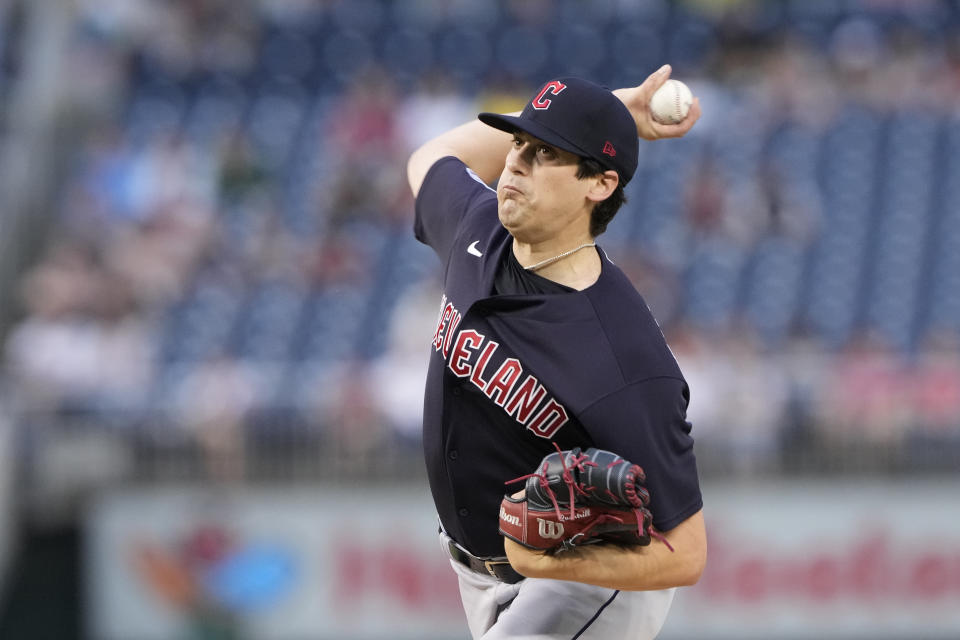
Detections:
[512, 237, 601, 290]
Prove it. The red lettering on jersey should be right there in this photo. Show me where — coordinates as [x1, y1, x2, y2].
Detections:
[527, 399, 569, 439]
[433, 303, 453, 351]
[484, 358, 522, 406]
[431, 293, 572, 439]
[470, 340, 498, 390]
[442, 311, 461, 358]
[449, 330, 482, 377]
[532, 81, 567, 110]
[504, 375, 547, 424]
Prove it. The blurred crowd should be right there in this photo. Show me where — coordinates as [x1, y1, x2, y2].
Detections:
[2, 0, 960, 489]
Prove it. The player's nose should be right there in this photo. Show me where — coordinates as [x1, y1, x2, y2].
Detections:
[505, 143, 531, 174]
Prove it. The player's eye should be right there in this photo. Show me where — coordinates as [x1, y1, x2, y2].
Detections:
[537, 145, 555, 157]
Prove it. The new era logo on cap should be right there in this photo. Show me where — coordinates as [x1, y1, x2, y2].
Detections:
[477, 77, 639, 184]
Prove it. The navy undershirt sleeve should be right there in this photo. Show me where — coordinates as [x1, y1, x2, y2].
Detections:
[414, 156, 497, 263]
[578, 376, 702, 532]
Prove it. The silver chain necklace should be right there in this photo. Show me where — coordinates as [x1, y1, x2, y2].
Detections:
[524, 242, 597, 272]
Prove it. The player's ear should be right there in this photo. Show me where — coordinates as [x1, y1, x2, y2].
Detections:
[585, 170, 619, 204]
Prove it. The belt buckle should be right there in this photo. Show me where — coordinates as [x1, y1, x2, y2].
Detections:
[483, 559, 509, 579]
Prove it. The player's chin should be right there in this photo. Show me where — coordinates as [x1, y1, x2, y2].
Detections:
[497, 205, 525, 233]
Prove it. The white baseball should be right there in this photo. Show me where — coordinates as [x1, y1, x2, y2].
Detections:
[649, 79, 693, 125]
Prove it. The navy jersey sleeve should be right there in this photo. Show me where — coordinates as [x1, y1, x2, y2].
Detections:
[578, 376, 702, 532]
[414, 156, 498, 263]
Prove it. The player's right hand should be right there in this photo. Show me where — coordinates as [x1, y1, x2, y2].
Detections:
[613, 65, 701, 141]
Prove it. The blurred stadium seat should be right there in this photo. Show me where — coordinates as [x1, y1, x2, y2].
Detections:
[0, 0, 957, 506]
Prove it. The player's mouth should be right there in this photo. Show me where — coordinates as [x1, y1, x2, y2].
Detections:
[500, 184, 523, 196]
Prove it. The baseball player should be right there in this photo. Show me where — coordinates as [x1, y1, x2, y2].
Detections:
[406, 65, 705, 639]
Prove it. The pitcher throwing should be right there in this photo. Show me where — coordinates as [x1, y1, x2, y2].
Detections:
[406, 65, 706, 639]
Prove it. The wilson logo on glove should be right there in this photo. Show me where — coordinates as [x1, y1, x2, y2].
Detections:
[499, 507, 521, 527]
[537, 519, 564, 539]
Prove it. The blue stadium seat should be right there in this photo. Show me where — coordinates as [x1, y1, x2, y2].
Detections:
[448, 0, 501, 29]
[125, 82, 188, 143]
[232, 283, 307, 361]
[296, 288, 368, 363]
[684, 239, 746, 330]
[173, 282, 244, 361]
[322, 30, 376, 87]
[184, 77, 249, 143]
[665, 20, 717, 71]
[380, 28, 435, 81]
[330, 0, 385, 33]
[260, 30, 316, 81]
[924, 122, 960, 332]
[246, 80, 309, 169]
[389, 0, 448, 30]
[804, 234, 864, 347]
[495, 25, 549, 81]
[860, 111, 940, 347]
[744, 237, 805, 344]
[437, 27, 492, 85]
[551, 24, 606, 78]
[609, 24, 663, 87]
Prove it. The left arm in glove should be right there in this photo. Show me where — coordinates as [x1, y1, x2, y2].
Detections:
[499, 447, 660, 552]
[498, 446, 706, 590]
[498, 492, 654, 553]
[504, 508, 706, 591]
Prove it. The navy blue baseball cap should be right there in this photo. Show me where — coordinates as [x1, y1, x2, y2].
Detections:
[478, 77, 639, 185]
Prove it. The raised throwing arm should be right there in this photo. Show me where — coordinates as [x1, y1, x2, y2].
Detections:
[406, 65, 701, 198]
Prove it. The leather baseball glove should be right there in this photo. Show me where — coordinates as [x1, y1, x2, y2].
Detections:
[499, 446, 669, 553]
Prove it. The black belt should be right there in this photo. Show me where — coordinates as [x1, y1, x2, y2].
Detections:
[446, 538, 525, 584]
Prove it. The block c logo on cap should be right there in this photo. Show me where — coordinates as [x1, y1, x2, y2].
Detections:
[532, 80, 567, 110]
